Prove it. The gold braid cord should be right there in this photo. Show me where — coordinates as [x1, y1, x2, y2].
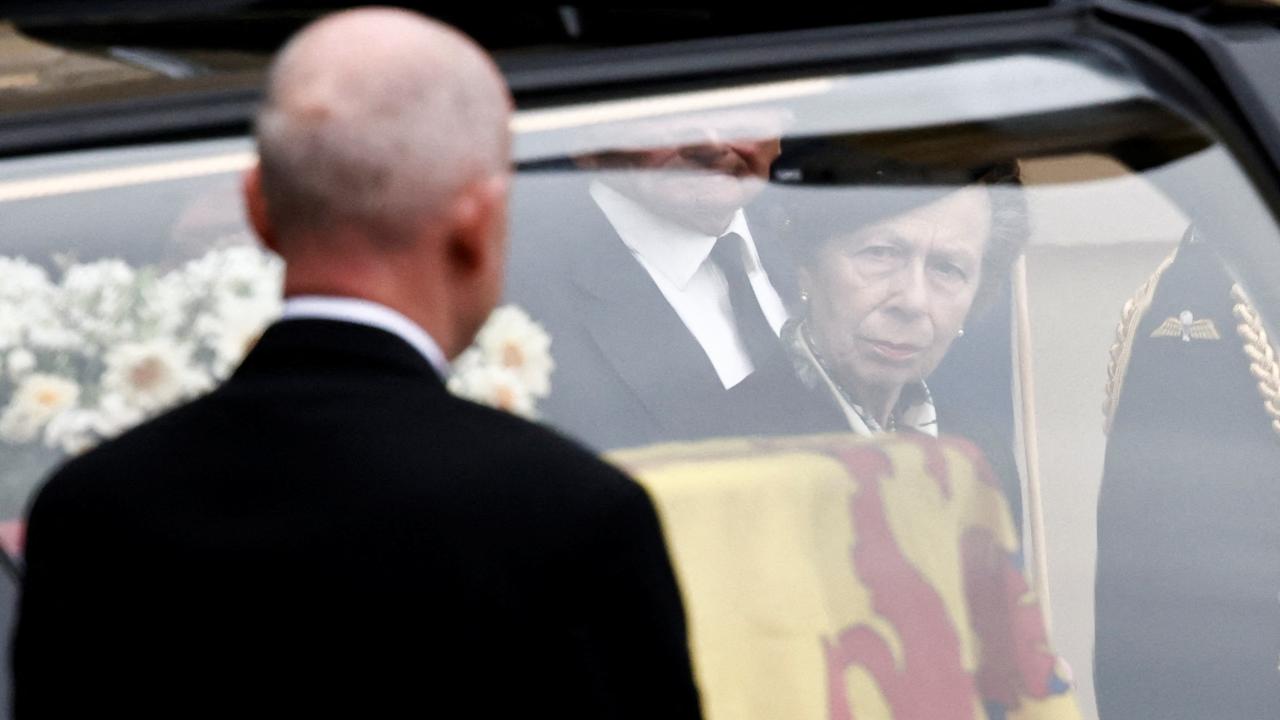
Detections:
[1104, 250, 1178, 434]
[1230, 284, 1280, 440]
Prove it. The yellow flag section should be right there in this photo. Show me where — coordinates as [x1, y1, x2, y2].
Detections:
[612, 433, 1079, 720]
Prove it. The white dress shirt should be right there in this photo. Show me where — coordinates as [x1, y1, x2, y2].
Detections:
[280, 295, 451, 379]
[589, 181, 790, 389]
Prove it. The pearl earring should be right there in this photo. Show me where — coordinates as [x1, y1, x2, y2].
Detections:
[957, 327, 965, 338]
[800, 290, 810, 304]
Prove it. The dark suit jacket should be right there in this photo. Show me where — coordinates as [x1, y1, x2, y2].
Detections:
[12, 319, 702, 719]
[506, 174, 845, 452]
[932, 394, 1023, 538]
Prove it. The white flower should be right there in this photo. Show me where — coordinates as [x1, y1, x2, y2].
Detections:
[42, 394, 152, 455]
[176, 245, 283, 373]
[43, 408, 101, 455]
[0, 257, 52, 302]
[447, 364, 536, 418]
[60, 259, 135, 300]
[181, 245, 283, 310]
[0, 257, 56, 351]
[57, 259, 139, 347]
[6, 348, 36, 380]
[136, 270, 201, 339]
[23, 323, 84, 352]
[0, 315, 22, 353]
[195, 295, 281, 377]
[204, 311, 273, 378]
[471, 305, 554, 398]
[450, 347, 484, 377]
[0, 373, 80, 444]
[90, 393, 146, 439]
[100, 339, 209, 414]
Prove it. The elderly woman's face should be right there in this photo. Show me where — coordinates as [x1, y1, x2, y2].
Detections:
[801, 186, 991, 398]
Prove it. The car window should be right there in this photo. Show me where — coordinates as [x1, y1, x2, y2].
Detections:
[2, 43, 1279, 720]
[0, 136, 268, 526]
[495, 46, 1280, 719]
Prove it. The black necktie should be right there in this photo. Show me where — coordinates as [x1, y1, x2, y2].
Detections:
[709, 232, 781, 373]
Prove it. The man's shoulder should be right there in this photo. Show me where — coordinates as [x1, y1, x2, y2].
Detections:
[438, 397, 659, 519]
[29, 376, 650, 529]
[29, 390, 223, 506]
[444, 395, 634, 487]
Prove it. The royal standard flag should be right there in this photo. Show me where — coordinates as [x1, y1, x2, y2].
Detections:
[613, 432, 1078, 720]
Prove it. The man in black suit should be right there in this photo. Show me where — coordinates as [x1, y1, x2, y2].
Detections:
[507, 110, 844, 450]
[12, 9, 701, 719]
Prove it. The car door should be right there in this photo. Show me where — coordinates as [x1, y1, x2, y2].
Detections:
[3, 5, 1280, 718]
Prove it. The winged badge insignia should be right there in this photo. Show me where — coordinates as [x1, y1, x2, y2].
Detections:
[1150, 310, 1220, 342]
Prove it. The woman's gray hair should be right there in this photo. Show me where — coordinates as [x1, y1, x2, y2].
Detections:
[782, 158, 1028, 317]
[970, 162, 1029, 315]
[254, 9, 511, 246]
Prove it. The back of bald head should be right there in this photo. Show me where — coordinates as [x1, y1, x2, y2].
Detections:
[255, 8, 511, 249]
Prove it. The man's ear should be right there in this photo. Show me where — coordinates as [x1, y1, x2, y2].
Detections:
[243, 164, 279, 253]
[445, 173, 509, 274]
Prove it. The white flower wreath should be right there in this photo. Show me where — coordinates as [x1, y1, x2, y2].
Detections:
[0, 246, 556, 459]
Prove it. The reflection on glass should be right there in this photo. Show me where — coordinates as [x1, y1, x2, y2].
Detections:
[505, 47, 1280, 720]
[2, 44, 1280, 720]
[506, 56, 1081, 720]
[782, 162, 1026, 512]
[0, 141, 281, 532]
[508, 106, 844, 451]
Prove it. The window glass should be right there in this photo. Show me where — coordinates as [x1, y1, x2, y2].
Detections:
[0, 137, 273, 536]
[504, 47, 1280, 720]
[2, 44, 1279, 720]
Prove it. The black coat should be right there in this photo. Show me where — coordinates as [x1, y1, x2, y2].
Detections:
[12, 319, 702, 719]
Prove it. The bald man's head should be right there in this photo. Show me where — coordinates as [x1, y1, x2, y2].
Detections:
[254, 8, 511, 247]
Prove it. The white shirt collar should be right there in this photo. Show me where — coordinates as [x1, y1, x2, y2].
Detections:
[280, 295, 451, 378]
[589, 180, 760, 290]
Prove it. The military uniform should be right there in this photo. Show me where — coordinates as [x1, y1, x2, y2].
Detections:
[1095, 227, 1280, 718]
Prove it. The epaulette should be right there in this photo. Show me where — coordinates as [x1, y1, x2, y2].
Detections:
[1103, 248, 1176, 434]
[1103, 239, 1280, 441]
[1229, 283, 1280, 440]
